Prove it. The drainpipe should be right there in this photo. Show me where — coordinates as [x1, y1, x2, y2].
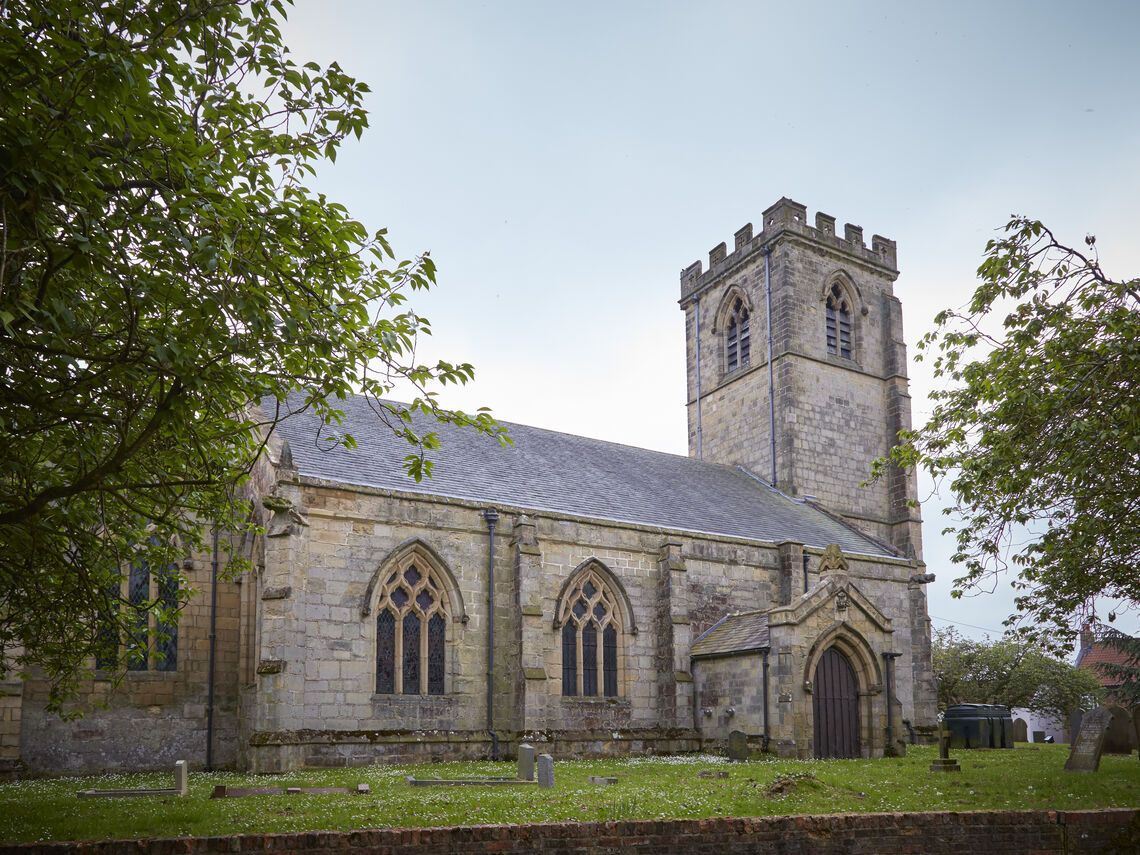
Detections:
[694, 295, 703, 459]
[761, 648, 771, 752]
[205, 527, 219, 770]
[482, 508, 500, 761]
[882, 652, 900, 755]
[763, 246, 776, 485]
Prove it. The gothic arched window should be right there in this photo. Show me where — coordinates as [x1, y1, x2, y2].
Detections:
[725, 297, 751, 373]
[375, 558, 450, 695]
[825, 283, 853, 358]
[558, 568, 623, 697]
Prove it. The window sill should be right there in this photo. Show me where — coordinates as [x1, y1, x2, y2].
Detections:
[93, 669, 179, 682]
[559, 696, 630, 706]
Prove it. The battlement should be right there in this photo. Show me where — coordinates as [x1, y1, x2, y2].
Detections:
[680, 197, 898, 300]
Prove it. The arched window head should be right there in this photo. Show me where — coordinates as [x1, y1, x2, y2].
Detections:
[725, 297, 751, 373]
[826, 283, 853, 359]
[558, 568, 623, 698]
[375, 557, 450, 695]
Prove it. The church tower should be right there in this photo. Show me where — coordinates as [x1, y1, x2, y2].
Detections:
[679, 198, 922, 559]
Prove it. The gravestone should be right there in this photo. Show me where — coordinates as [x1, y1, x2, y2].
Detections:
[1064, 706, 1113, 773]
[1104, 707, 1134, 754]
[517, 743, 535, 781]
[727, 730, 750, 762]
[537, 753, 554, 788]
[1032, 730, 1045, 744]
[174, 760, 188, 797]
[929, 729, 960, 773]
[588, 776, 617, 785]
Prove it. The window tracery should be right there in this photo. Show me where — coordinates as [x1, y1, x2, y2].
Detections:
[558, 568, 623, 697]
[374, 557, 450, 695]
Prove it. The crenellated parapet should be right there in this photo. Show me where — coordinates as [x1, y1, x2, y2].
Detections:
[680, 197, 898, 301]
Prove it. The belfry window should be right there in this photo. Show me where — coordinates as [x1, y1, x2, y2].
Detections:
[375, 559, 449, 695]
[725, 297, 751, 373]
[559, 569, 623, 698]
[826, 283, 853, 358]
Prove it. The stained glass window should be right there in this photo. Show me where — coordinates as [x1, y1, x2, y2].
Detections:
[155, 566, 179, 672]
[402, 612, 420, 695]
[428, 614, 446, 695]
[94, 579, 120, 670]
[558, 565, 624, 697]
[127, 561, 149, 671]
[582, 622, 597, 697]
[603, 625, 618, 697]
[561, 622, 577, 696]
[376, 611, 395, 693]
[373, 552, 452, 694]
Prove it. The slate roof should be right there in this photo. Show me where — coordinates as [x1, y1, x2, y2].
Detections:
[690, 612, 771, 658]
[265, 393, 896, 558]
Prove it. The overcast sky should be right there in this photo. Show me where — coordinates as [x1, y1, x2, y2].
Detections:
[280, 0, 1140, 647]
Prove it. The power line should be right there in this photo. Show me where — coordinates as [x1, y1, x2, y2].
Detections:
[929, 614, 1004, 634]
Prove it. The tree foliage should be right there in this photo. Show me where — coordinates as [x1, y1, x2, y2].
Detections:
[883, 217, 1140, 646]
[0, 0, 505, 708]
[933, 628, 1102, 720]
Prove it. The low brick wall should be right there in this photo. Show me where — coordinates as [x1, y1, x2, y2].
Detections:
[2, 810, 1136, 854]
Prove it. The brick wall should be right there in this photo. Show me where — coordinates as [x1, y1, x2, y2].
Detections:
[2, 810, 1136, 854]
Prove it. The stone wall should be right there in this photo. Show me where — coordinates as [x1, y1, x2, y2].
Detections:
[680, 198, 922, 559]
[4, 810, 1136, 854]
[16, 541, 245, 774]
[245, 466, 935, 770]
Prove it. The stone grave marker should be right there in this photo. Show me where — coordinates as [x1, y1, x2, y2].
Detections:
[1065, 706, 1113, 773]
[727, 730, 750, 762]
[174, 760, 188, 796]
[517, 743, 535, 781]
[929, 729, 960, 773]
[537, 753, 554, 788]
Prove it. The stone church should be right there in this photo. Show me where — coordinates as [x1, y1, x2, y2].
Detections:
[1, 197, 939, 774]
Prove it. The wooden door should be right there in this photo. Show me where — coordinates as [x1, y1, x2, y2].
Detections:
[813, 647, 859, 758]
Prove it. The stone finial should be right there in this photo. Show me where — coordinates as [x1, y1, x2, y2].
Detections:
[818, 544, 849, 576]
[278, 438, 296, 472]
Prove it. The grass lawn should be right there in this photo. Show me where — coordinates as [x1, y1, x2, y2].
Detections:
[1, 745, 1137, 844]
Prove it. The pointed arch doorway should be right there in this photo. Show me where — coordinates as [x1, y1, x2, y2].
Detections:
[813, 647, 860, 758]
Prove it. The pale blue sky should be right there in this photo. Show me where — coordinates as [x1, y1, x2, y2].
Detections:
[282, 0, 1140, 645]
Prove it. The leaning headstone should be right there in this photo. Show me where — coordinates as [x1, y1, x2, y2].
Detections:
[1065, 706, 1113, 773]
[517, 743, 535, 781]
[727, 730, 750, 762]
[174, 760, 188, 797]
[537, 753, 554, 789]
